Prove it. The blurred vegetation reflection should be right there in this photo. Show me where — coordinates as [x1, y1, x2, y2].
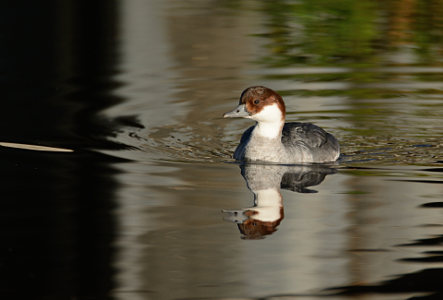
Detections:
[257, 0, 443, 66]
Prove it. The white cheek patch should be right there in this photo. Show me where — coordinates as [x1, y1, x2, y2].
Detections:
[251, 103, 283, 139]
[252, 103, 282, 123]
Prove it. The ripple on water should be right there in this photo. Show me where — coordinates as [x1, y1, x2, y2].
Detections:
[105, 64, 443, 166]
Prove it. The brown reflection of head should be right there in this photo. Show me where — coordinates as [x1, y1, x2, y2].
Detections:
[237, 208, 284, 240]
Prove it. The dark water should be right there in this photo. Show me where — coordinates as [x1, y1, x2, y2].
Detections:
[1, 1, 443, 299]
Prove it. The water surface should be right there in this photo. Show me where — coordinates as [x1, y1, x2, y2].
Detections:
[1, 1, 442, 299]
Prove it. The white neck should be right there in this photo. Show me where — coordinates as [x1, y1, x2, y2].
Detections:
[254, 188, 282, 206]
[251, 104, 284, 140]
[251, 188, 283, 222]
[254, 121, 283, 139]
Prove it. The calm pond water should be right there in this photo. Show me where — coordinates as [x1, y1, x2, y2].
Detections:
[1, 1, 443, 299]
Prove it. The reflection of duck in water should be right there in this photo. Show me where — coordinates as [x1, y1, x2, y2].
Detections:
[223, 164, 336, 239]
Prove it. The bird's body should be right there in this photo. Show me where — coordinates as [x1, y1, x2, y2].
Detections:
[224, 86, 340, 164]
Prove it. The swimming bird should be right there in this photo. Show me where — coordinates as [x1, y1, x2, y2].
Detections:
[223, 86, 340, 163]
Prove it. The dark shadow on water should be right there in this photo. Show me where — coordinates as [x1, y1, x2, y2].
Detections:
[0, 1, 139, 298]
[223, 163, 336, 239]
[0, 149, 121, 298]
[325, 212, 443, 299]
[0, 1, 139, 151]
[327, 268, 443, 300]
[246, 232, 443, 299]
[321, 189, 443, 299]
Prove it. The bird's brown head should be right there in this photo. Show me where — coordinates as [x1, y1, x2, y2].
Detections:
[223, 86, 286, 122]
[239, 86, 285, 118]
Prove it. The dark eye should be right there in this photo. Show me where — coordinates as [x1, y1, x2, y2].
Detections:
[253, 99, 260, 104]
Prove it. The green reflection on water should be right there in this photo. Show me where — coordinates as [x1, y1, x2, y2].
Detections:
[246, 0, 443, 166]
[256, 0, 443, 66]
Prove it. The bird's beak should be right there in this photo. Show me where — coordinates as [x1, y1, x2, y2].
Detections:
[223, 104, 250, 118]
